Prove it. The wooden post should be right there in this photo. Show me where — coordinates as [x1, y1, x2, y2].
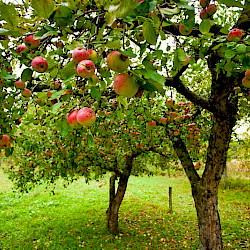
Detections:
[169, 186, 172, 213]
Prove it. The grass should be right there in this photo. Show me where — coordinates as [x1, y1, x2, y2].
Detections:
[0, 166, 249, 250]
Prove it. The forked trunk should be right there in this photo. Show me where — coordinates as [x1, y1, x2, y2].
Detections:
[192, 183, 222, 249]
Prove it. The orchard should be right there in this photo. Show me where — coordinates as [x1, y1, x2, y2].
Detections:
[0, 0, 249, 249]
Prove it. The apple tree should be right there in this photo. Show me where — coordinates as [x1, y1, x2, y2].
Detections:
[0, 0, 249, 249]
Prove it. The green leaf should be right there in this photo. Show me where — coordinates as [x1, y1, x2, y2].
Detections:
[5, 147, 14, 157]
[220, 0, 244, 8]
[87, 134, 95, 147]
[199, 19, 212, 34]
[34, 30, 58, 40]
[177, 48, 187, 62]
[158, 7, 180, 16]
[117, 96, 128, 109]
[51, 90, 65, 99]
[61, 120, 69, 137]
[53, 6, 73, 27]
[0, 28, 9, 34]
[148, 79, 165, 95]
[225, 50, 236, 59]
[91, 87, 102, 101]
[37, 92, 48, 101]
[21, 68, 33, 82]
[145, 70, 165, 84]
[105, 0, 137, 26]
[31, 0, 55, 19]
[60, 61, 77, 80]
[52, 102, 62, 114]
[0, 3, 19, 28]
[143, 21, 157, 45]
[120, 49, 136, 58]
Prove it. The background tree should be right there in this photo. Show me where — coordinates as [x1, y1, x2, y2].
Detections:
[0, 0, 249, 249]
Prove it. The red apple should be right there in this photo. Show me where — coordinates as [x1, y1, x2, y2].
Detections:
[15, 80, 25, 89]
[200, 9, 208, 19]
[31, 56, 48, 73]
[200, 0, 210, 8]
[148, 120, 156, 128]
[21, 88, 32, 97]
[56, 41, 64, 49]
[77, 60, 95, 78]
[53, 81, 61, 90]
[47, 90, 52, 97]
[179, 24, 193, 36]
[24, 35, 40, 49]
[107, 51, 130, 73]
[245, 70, 250, 79]
[72, 47, 89, 64]
[88, 49, 98, 60]
[242, 77, 250, 88]
[228, 28, 242, 41]
[114, 73, 139, 98]
[159, 117, 168, 125]
[76, 107, 96, 127]
[206, 4, 217, 16]
[0, 135, 11, 147]
[180, 54, 190, 66]
[67, 110, 78, 127]
[16, 44, 28, 54]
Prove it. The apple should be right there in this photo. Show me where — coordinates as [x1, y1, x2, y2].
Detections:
[159, 117, 168, 125]
[245, 70, 250, 79]
[179, 24, 193, 36]
[47, 90, 52, 97]
[242, 77, 250, 88]
[21, 88, 32, 97]
[77, 60, 95, 78]
[200, 9, 208, 19]
[15, 80, 25, 89]
[88, 49, 98, 60]
[35, 98, 44, 106]
[180, 54, 190, 66]
[114, 73, 139, 98]
[24, 35, 40, 49]
[67, 110, 78, 127]
[228, 28, 242, 41]
[53, 81, 61, 90]
[56, 41, 64, 49]
[137, 0, 144, 2]
[148, 120, 156, 128]
[16, 44, 28, 54]
[0, 135, 11, 147]
[72, 47, 89, 63]
[107, 51, 130, 73]
[206, 4, 217, 16]
[0, 79, 3, 88]
[31, 56, 48, 73]
[200, 0, 210, 8]
[76, 107, 96, 127]
[166, 99, 174, 108]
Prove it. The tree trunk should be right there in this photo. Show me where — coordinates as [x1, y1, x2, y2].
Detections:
[106, 156, 133, 234]
[192, 183, 222, 249]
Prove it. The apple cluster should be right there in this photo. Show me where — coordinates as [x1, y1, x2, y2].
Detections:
[242, 70, 250, 88]
[67, 107, 96, 127]
[106, 51, 140, 98]
[199, 0, 217, 20]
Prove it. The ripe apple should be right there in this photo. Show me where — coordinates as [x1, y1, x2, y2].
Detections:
[67, 110, 78, 127]
[31, 56, 48, 73]
[16, 44, 28, 54]
[166, 99, 175, 108]
[56, 41, 64, 49]
[242, 77, 250, 88]
[107, 51, 130, 73]
[228, 28, 242, 41]
[21, 88, 32, 97]
[200, 9, 208, 19]
[77, 60, 95, 78]
[206, 4, 217, 16]
[245, 70, 250, 79]
[148, 120, 156, 128]
[53, 80, 61, 90]
[72, 47, 89, 64]
[200, 0, 210, 8]
[114, 73, 139, 98]
[15, 80, 25, 89]
[47, 90, 52, 97]
[179, 24, 193, 36]
[88, 49, 98, 60]
[180, 54, 190, 66]
[76, 107, 96, 127]
[24, 35, 40, 49]
[35, 98, 44, 106]
[0, 135, 11, 147]
[159, 117, 168, 125]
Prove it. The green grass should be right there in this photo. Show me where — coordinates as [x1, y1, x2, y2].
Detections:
[0, 168, 249, 250]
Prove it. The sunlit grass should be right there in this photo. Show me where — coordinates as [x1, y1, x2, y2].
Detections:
[0, 166, 249, 249]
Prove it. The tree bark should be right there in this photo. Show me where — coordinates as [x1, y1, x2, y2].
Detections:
[106, 156, 133, 234]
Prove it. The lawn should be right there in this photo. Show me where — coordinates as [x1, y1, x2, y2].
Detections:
[0, 167, 249, 249]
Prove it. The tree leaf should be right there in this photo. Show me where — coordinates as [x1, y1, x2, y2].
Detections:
[158, 7, 180, 16]
[51, 90, 65, 99]
[143, 21, 157, 45]
[91, 87, 102, 101]
[120, 49, 136, 58]
[52, 102, 62, 114]
[53, 6, 73, 27]
[60, 61, 77, 80]
[21, 68, 33, 82]
[0, 28, 9, 34]
[31, 0, 55, 19]
[117, 96, 128, 109]
[0, 3, 19, 28]
[220, 0, 244, 8]
[87, 134, 95, 147]
[199, 19, 212, 34]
